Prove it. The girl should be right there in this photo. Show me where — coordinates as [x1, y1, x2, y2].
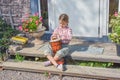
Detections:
[44, 14, 72, 71]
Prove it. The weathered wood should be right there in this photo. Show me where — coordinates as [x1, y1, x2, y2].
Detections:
[12, 50, 120, 63]
[71, 53, 120, 63]
[0, 63, 3, 71]
[1, 14, 18, 17]
[9, 10, 14, 29]
[1, 4, 19, 6]
[8, 38, 120, 63]
[9, 42, 120, 63]
[0, 8, 16, 29]
[2, 60, 120, 80]
[0, 8, 2, 17]
[10, 44, 46, 57]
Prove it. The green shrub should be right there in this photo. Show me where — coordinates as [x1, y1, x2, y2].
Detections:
[109, 12, 120, 44]
[0, 16, 20, 57]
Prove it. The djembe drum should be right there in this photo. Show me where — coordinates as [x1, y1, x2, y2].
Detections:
[50, 38, 64, 64]
[50, 38, 62, 54]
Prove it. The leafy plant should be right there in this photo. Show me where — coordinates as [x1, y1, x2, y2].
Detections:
[109, 12, 120, 44]
[15, 53, 25, 62]
[0, 17, 18, 54]
[42, 11, 48, 19]
[0, 38, 9, 48]
[18, 13, 43, 32]
[74, 61, 113, 68]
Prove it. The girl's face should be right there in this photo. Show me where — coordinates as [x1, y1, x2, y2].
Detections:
[59, 20, 68, 28]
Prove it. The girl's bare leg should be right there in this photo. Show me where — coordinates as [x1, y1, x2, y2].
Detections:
[46, 55, 64, 71]
[53, 55, 60, 61]
[46, 55, 58, 67]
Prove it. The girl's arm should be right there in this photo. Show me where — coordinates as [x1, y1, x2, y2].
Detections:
[50, 27, 59, 40]
[67, 28, 72, 40]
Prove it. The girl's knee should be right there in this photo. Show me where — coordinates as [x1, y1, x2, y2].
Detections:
[53, 56, 59, 61]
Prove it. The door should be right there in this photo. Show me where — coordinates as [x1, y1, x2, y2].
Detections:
[48, 0, 101, 37]
[31, 0, 49, 30]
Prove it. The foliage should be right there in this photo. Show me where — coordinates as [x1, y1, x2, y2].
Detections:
[0, 38, 9, 51]
[18, 13, 43, 32]
[109, 12, 120, 44]
[0, 17, 19, 55]
[0, 17, 19, 38]
[41, 11, 48, 19]
[80, 61, 113, 68]
[74, 61, 114, 68]
[15, 53, 25, 62]
[44, 72, 49, 77]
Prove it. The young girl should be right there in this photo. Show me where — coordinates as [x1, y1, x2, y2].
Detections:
[44, 14, 72, 71]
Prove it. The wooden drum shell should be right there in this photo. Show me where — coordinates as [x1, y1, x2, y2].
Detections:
[50, 40, 62, 54]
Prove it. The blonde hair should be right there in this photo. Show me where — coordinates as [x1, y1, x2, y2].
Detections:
[59, 14, 69, 23]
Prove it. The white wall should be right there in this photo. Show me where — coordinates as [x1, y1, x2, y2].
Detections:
[48, 0, 109, 37]
[119, 0, 120, 12]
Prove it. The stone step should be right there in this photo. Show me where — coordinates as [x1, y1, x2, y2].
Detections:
[2, 59, 120, 80]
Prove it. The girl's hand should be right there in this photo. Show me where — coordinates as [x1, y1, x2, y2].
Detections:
[51, 36, 57, 40]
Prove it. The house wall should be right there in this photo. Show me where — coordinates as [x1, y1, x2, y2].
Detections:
[48, 0, 109, 37]
[0, 0, 109, 38]
[0, 0, 31, 27]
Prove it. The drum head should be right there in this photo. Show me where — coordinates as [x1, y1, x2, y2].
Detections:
[50, 38, 61, 42]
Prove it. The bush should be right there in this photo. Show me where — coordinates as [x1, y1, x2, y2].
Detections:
[0, 17, 19, 54]
[109, 12, 120, 44]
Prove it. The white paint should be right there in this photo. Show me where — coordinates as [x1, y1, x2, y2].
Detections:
[48, 0, 109, 37]
[38, 0, 41, 17]
[99, 0, 109, 37]
[119, 0, 120, 12]
[47, 0, 56, 33]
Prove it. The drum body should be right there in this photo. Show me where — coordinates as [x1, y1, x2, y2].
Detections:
[50, 39, 62, 54]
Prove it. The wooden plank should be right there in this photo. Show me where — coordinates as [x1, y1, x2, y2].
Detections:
[1, 4, 19, 6]
[0, 8, 2, 17]
[9, 40, 120, 63]
[71, 53, 120, 63]
[2, 60, 120, 80]
[10, 44, 46, 57]
[9, 10, 14, 29]
[0, 63, 3, 71]
[12, 47, 120, 63]
[1, 14, 18, 17]
[11, 50, 120, 63]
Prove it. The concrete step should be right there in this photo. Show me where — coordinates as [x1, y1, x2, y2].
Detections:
[2, 59, 120, 80]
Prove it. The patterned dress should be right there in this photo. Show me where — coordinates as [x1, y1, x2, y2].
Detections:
[43, 26, 72, 59]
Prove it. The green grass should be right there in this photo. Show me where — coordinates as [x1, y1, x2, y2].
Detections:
[67, 60, 114, 68]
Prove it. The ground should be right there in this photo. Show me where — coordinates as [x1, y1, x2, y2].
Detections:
[0, 70, 97, 80]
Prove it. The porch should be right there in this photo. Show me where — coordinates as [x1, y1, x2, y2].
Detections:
[0, 0, 120, 79]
